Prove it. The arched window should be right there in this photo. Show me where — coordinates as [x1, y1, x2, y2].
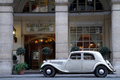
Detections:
[70, 0, 103, 12]
[23, 0, 55, 12]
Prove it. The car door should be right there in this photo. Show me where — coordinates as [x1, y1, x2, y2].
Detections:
[82, 53, 97, 73]
[65, 53, 82, 73]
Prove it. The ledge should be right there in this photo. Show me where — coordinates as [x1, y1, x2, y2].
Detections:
[54, 2, 70, 6]
[111, 0, 120, 4]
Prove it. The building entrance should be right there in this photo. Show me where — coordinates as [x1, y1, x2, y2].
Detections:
[24, 34, 55, 70]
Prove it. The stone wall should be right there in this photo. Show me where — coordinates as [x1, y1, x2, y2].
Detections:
[55, 0, 69, 59]
[0, 0, 13, 75]
[111, 0, 120, 75]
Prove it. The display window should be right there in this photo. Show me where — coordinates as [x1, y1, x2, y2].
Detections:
[70, 25, 103, 51]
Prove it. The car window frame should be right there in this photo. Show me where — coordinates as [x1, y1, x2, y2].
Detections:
[83, 53, 95, 60]
[70, 53, 81, 60]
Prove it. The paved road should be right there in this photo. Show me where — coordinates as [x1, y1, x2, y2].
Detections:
[0, 74, 120, 80]
[0, 77, 120, 80]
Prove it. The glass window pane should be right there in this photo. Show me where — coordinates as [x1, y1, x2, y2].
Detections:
[77, 27, 82, 33]
[96, 26, 102, 33]
[78, 0, 85, 11]
[70, 27, 76, 33]
[90, 34, 96, 42]
[40, 0, 48, 12]
[82, 27, 89, 33]
[84, 53, 95, 60]
[96, 34, 102, 42]
[23, 1, 30, 12]
[77, 42, 83, 50]
[83, 34, 89, 41]
[77, 34, 83, 41]
[70, 53, 81, 60]
[71, 34, 76, 41]
[70, 3, 77, 11]
[31, 0, 39, 12]
[96, 0, 103, 10]
[84, 42, 89, 48]
[96, 42, 102, 48]
[70, 42, 76, 48]
[87, 0, 94, 11]
[48, 0, 55, 12]
[90, 42, 96, 48]
[90, 26, 96, 33]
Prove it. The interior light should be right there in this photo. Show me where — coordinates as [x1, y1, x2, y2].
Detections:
[39, 39, 43, 42]
[97, 43, 100, 46]
[90, 44, 93, 46]
[35, 40, 38, 44]
[45, 40, 48, 43]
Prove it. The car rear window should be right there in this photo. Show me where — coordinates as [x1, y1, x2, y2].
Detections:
[70, 53, 81, 60]
[84, 53, 95, 60]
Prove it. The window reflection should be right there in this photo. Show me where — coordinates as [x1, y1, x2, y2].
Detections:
[69, 0, 103, 12]
[23, 0, 55, 12]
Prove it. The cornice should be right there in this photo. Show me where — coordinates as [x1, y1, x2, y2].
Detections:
[111, 0, 120, 4]
[0, 3, 13, 6]
[54, 2, 70, 6]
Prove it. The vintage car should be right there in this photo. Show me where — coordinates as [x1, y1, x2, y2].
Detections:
[40, 51, 115, 77]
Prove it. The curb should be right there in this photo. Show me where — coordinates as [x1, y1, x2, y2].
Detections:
[0, 74, 120, 78]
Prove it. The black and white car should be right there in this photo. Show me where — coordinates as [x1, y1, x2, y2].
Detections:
[40, 51, 115, 77]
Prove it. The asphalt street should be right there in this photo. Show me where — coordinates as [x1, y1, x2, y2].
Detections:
[0, 77, 120, 80]
[0, 74, 120, 80]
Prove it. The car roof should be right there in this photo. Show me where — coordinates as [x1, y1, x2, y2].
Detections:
[71, 51, 104, 60]
[71, 51, 99, 54]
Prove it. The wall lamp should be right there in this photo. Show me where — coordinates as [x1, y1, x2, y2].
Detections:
[13, 27, 17, 43]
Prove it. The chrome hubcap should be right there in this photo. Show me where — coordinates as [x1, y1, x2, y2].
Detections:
[99, 69, 104, 74]
[46, 69, 52, 74]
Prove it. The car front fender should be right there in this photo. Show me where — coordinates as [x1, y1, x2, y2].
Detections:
[41, 62, 69, 73]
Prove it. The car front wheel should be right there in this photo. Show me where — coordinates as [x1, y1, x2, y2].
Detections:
[43, 66, 56, 77]
[94, 66, 108, 77]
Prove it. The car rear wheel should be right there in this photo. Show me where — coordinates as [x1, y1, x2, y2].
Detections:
[43, 66, 56, 77]
[94, 66, 108, 77]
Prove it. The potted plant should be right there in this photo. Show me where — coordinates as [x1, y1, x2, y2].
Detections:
[16, 47, 26, 62]
[71, 46, 80, 52]
[13, 55, 17, 64]
[99, 46, 111, 59]
[14, 63, 28, 75]
[41, 47, 51, 60]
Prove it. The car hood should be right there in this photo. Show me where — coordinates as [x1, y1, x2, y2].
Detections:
[44, 59, 67, 65]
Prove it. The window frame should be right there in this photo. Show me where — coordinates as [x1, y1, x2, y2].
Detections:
[83, 53, 95, 60]
[69, 23, 103, 51]
[69, 0, 104, 12]
[23, 0, 55, 13]
[70, 53, 81, 60]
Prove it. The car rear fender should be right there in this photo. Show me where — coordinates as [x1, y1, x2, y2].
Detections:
[93, 62, 113, 72]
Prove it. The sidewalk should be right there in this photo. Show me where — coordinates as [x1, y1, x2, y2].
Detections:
[0, 73, 120, 78]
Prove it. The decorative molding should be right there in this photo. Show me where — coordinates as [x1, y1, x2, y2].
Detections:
[54, 2, 70, 6]
[0, 3, 13, 6]
[0, 11, 13, 13]
[111, 0, 120, 4]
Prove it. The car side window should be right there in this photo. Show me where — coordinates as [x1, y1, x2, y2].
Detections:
[70, 53, 81, 60]
[84, 53, 95, 60]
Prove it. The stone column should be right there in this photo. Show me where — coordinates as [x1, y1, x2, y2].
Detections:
[0, 0, 13, 75]
[55, 0, 69, 59]
[111, 0, 120, 75]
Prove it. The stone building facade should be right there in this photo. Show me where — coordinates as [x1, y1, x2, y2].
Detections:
[0, 0, 120, 75]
